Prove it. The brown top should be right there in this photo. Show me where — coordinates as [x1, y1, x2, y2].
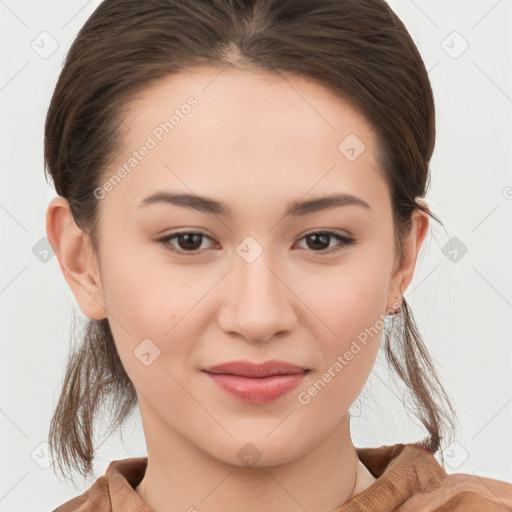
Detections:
[52, 442, 512, 511]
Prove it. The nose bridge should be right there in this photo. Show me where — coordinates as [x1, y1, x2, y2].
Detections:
[237, 250, 277, 304]
[220, 241, 295, 342]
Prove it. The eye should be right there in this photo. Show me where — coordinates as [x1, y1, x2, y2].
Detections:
[156, 230, 356, 256]
[157, 231, 216, 255]
[294, 231, 356, 255]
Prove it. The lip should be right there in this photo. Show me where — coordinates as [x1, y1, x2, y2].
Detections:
[203, 359, 309, 377]
[202, 360, 310, 404]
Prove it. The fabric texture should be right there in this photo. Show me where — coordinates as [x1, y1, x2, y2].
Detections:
[52, 442, 512, 511]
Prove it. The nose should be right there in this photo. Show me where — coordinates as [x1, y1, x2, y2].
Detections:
[217, 250, 297, 343]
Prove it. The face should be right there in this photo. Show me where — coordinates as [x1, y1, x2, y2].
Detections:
[61, 65, 419, 466]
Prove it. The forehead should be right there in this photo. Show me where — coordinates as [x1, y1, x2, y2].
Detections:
[101, 65, 390, 219]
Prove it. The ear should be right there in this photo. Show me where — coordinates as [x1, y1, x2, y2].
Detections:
[46, 195, 107, 320]
[386, 200, 430, 314]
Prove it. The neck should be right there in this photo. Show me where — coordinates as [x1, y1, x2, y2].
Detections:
[135, 406, 374, 512]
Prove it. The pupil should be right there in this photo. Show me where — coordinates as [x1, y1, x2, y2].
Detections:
[308, 233, 329, 250]
[180, 233, 202, 250]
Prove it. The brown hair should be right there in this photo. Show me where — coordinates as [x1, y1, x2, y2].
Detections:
[45, 0, 456, 482]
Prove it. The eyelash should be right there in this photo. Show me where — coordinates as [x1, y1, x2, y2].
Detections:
[156, 230, 356, 257]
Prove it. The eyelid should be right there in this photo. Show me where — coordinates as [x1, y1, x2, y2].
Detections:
[294, 230, 355, 255]
[156, 230, 215, 256]
[156, 229, 356, 256]
[299, 227, 354, 240]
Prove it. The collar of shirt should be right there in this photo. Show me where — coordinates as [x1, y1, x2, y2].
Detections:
[52, 442, 512, 512]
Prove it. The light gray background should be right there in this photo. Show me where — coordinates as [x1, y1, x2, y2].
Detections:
[1, 0, 511, 510]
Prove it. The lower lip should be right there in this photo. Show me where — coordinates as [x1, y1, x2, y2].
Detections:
[203, 371, 308, 403]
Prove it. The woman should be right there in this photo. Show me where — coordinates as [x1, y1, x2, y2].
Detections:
[45, 0, 512, 510]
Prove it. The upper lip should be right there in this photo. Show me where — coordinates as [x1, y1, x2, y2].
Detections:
[203, 360, 310, 378]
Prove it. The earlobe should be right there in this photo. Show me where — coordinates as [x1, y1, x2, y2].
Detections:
[46, 195, 107, 320]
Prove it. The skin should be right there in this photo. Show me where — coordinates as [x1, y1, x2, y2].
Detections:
[46, 65, 429, 511]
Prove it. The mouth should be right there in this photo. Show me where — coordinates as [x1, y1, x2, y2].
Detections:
[202, 359, 310, 378]
[201, 360, 310, 403]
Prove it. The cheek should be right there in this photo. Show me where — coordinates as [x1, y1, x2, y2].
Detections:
[99, 239, 201, 332]
[101, 228, 392, 402]
[304, 254, 391, 341]
[99, 248, 216, 381]
[299, 299, 385, 417]
[298, 254, 391, 396]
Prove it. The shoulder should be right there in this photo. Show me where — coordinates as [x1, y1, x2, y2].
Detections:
[402, 470, 512, 511]
[51, 457, 148, 511]
[351, 442, 512, 511]
[51, 475, 109, 512]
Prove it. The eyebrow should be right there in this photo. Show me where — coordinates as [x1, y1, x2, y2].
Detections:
[139, 191, 371, 217]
